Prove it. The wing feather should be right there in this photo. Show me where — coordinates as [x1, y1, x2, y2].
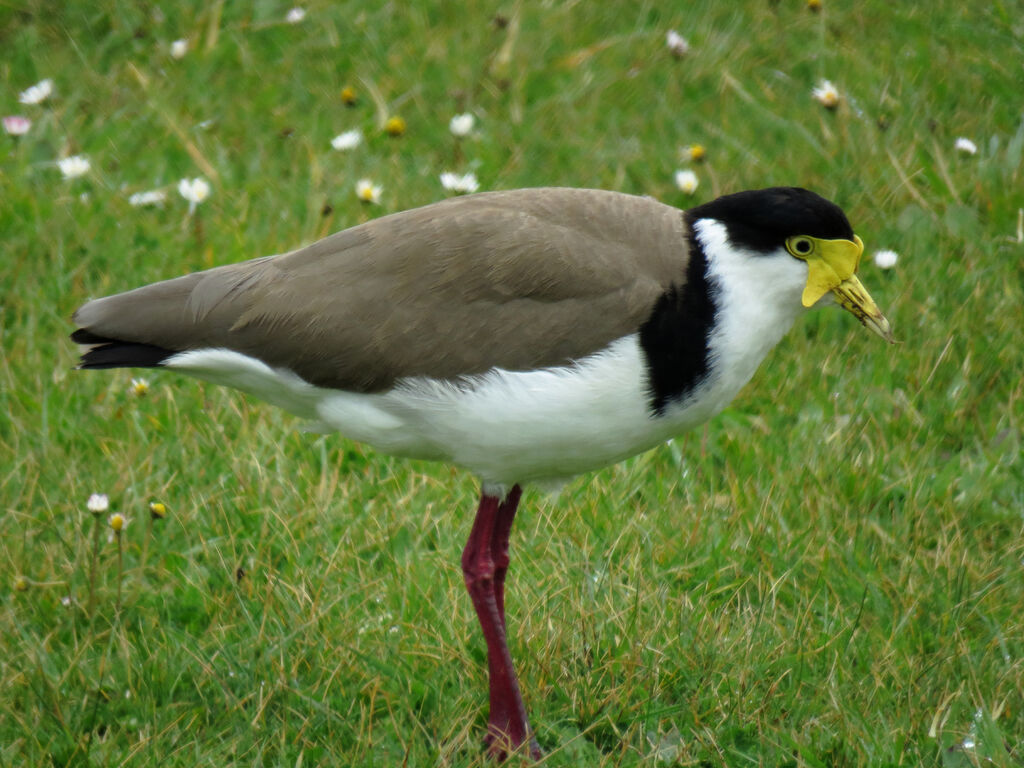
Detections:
[73, 188, 691, 392]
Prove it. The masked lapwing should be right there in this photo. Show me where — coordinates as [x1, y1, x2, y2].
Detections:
[71, 186, 893, 760]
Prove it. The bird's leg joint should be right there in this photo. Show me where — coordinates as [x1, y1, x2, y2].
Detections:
[461, 553, 497, 592]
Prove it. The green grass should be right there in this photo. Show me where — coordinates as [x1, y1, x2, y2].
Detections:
[2, 1, 1023, 765]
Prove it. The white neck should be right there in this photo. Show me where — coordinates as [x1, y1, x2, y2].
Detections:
[665, 218, 809, 420]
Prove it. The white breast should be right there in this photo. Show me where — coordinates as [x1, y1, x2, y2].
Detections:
[673, 218, 808, 421]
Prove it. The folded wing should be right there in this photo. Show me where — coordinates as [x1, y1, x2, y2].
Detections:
[73, 188, 691, 392]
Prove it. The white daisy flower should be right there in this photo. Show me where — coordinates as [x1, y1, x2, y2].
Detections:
[812, 79, 840, 109]
[58, 155, 91, 179]
[665, 30, 689, 58]
[330, 129, 362, 151]
[440, 172, 480, 195]
[87, 493, 109, 515]
[178, 177, 211, 214]
[954, 137, 977, 156]
[170, 39, 188, 59]
[285, 7, 306, 23]
[129, 378, 151, 396]
[3, 116, 31, 136]
[355, 179, 381, 204]
[449, 113, 475, 137]
[872, 249, 899, 269]
[128, 190, 167, 207]
[674, 169, 699, 195]
[19, 78, 54, 105]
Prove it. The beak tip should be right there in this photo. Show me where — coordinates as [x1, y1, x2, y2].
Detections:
[869, 315, 896, 344]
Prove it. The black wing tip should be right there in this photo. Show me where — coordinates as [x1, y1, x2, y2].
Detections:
[71, 328, 112, 345]
[73, 331, 177, 370]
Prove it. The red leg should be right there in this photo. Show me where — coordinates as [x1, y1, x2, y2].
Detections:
[461, 485, 540, 761]
[491, 484, 523, 630]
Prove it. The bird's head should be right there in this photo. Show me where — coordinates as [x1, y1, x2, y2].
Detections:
[687, 187, 894, 342]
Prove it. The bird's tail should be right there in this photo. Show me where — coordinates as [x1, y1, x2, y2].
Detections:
[70, 328, 176, 370]
[70, 269, 210, 371]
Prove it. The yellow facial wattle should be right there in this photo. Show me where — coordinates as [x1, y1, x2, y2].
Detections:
[786, 233, 895, 342]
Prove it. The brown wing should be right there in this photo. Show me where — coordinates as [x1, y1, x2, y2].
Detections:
[73, 188, 691, 392]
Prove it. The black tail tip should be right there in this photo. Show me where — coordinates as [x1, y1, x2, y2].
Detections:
[72, 330, 175, 370]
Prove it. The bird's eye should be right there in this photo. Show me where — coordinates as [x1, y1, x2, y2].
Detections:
[787, 236, 814, 258]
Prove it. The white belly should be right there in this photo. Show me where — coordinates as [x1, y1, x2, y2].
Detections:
[165, 333, 755, 488]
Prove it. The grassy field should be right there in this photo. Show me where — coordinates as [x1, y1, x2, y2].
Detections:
[2, 1, 1023, 765]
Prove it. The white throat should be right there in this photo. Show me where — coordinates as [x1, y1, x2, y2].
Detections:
[668, 218, 809, 418]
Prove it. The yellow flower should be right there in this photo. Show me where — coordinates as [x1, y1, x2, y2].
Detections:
[384, 116, 406, 137]
[130, 378, 150, 397]
[807, 0, 822, 11]
[108, 513, 126, 533]
[149, 501, 167, 520]
[683, 144, 706, 162]
[340, 86, 357, 106]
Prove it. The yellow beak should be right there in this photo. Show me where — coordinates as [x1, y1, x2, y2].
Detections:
[831, 273, 895, 342]
[791, 234, 895, 343]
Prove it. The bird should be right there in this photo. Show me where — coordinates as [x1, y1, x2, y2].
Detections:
[71, 186, 893, 761]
